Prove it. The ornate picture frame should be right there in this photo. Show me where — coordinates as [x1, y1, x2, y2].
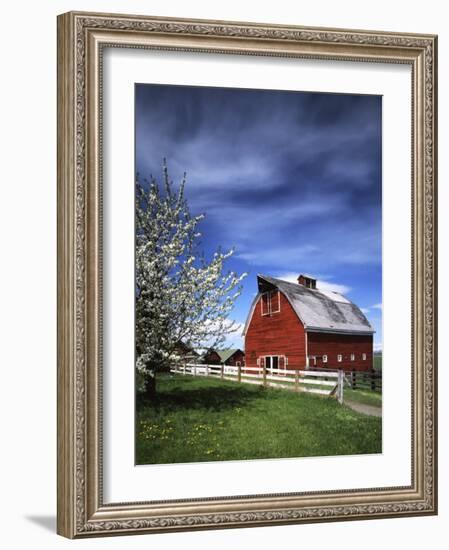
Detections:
[57, 11, 437, 538]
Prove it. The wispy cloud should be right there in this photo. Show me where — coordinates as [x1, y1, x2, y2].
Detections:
[199, 318, 245, 349]
[223, 321, 245, 349]
[230, 216, 381, 271]
[237, 245, 319, 266]
[274, 272, 351, 295]
[372, 303, 383, 310]
[136, 83, 382, 344]
[317, 280, 352, 295]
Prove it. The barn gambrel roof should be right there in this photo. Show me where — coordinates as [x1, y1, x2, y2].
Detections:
[242, 274, 375, 336]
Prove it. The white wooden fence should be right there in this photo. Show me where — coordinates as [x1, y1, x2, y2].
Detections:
[170, 363, 344, 404]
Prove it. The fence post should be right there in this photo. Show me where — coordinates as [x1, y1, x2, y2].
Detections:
[183, 364, 186, 376]
[263, 363, 267, 387]
[221, 364, 224, 379]
[338, 370, 344, 404]
[205, 365, 209, 377]
[193, 365, 196, 376]
[237, 364, 241, 383]
[371, 369, 376, 391]
[294, 370, 299, 392]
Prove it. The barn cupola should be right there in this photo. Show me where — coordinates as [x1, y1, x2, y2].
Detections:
[297, 274, 317, 289]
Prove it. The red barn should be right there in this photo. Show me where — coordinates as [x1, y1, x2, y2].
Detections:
[203, 348, 245, 366]
[216, 349, 245, 367]
[243, 274, 374, 373]
[202, 349, 222, 365]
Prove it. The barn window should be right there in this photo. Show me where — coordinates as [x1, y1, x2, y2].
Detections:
[261, 292, 270, 315]
[271, 290, 280, 313]
[263, 355, 287, 375]
[261, 290, 280, 316]
[337, 354, 342, 362]
[265, 355, 279, 372]
[362, 353, 367, 360]
[350, 353, 355, 361]
[322, 355, 328, 363]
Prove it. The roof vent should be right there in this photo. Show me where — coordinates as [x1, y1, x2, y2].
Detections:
[297, 274, 316, 289]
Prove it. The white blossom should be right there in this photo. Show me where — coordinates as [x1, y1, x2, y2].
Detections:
[135, 163, 247, 391]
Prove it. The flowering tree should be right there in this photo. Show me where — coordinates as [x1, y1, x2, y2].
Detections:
[136, 163, 247, 397]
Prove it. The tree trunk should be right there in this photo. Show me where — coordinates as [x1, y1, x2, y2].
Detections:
[144, 371, 157, 399]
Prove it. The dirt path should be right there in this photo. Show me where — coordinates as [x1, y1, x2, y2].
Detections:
[345, 400, 382, 418]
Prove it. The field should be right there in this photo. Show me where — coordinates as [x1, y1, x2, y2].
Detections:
[344, 387, 382, 407]
[374, 353, 382, 371]
[136, 374, 382, 465]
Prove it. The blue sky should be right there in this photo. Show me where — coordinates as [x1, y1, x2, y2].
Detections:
[135, 84, 382, 350]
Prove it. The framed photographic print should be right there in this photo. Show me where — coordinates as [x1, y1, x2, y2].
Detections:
[57, 11, 438, 538]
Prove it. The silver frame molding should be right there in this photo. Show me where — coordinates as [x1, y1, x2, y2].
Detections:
[57, 11, 438, 538]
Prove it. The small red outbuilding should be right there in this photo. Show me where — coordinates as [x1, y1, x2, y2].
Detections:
[243, 274, 374, 373]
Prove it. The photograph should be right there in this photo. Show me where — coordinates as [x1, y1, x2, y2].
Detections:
[134, 83, 383, 466]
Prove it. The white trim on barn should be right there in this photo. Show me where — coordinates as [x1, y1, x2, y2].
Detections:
[261, 292, 269, 316]
[305, 331, 309, 368]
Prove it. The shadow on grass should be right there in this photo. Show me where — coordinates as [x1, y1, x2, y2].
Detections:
[137, 379, 265, 413]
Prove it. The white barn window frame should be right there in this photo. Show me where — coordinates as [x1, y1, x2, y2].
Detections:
[260, 290, 280, 316]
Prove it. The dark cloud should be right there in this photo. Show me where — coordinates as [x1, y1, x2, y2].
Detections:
[135, 83, 382, 346]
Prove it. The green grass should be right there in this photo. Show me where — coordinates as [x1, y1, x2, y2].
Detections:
[374, 354, 382, 372]
[344, 388, 382, 408]
[136, 374, 382, 465]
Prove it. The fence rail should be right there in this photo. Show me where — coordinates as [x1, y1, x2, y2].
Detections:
[170, 363, 344, 403]
[345, 370, 382, 392]
[308, 367, 382, 392]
